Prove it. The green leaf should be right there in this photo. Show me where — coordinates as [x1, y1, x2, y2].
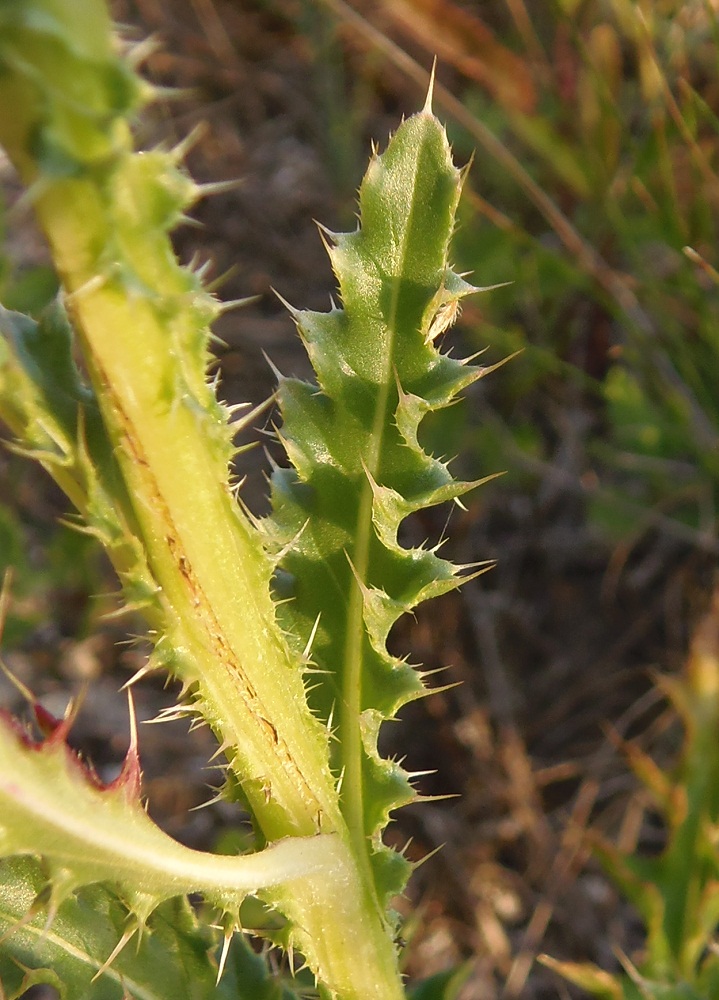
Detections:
[268, 97, 497, 910]
[0, 706, 342, 922]
[0, 856, 296, 1000]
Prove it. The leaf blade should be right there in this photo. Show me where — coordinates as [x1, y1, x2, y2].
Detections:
[269, 106, 495, 913]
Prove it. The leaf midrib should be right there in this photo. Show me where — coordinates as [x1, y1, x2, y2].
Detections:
[340, 118, 430, 879]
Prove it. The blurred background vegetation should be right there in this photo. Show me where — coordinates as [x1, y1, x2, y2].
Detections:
[3, 1, 719, 998]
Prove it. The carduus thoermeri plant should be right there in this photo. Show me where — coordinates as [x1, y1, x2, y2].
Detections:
[0, 1, 499, 997]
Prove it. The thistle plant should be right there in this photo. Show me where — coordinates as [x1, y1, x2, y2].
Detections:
[0, 1, 496, 997]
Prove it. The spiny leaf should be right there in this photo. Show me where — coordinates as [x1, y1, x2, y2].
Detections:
[0, 856, 299, 1000]
[0, 302, 159, 605]
[267, 103, 497, 908]
[0, 705, 342, 922]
